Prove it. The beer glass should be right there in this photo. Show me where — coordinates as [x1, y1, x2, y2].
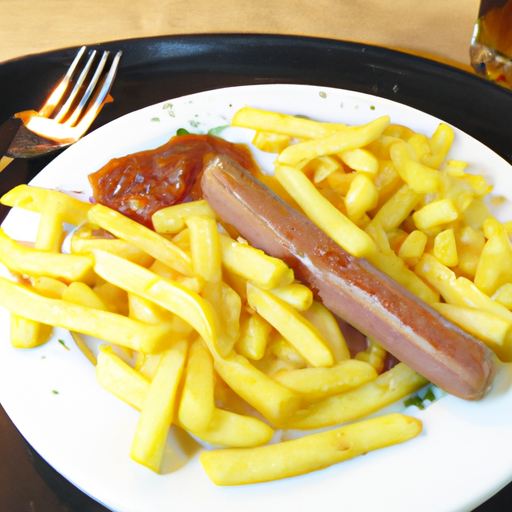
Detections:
[470, 0, 512, 89]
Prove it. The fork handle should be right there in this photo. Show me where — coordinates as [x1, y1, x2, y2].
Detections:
[0, 117, 23, 160]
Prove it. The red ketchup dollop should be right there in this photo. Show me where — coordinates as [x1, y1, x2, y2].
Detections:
[89, 133, 259, 228]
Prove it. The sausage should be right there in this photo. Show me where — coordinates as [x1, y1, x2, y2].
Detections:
[201, 155, 497, 400]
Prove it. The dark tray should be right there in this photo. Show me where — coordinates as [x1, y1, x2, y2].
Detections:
[0, 33, 511, 512]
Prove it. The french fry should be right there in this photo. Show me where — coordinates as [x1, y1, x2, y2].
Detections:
[0, 277, 172, 352]
[71, 227, 154, 267]
[389, 140, 440, 193]
[214, 353, 302, 425]
[0, 227, 94, 284]
[397, 230, 428, 260]
[306, 155, 343, 183]
[456, 226, 485, 278]
[152, 200, 217, 234]
[371, 159, 403, 211]
[178, 338, 216, 432]
[200, 413, 422, 485]
[1, 184, 92, 252]
[185, 215, 222, 283]
[63, 282, 110, 310]
[340, 148, 379, 176]
[130, 339, 188, 472]
[1, 184, 91, 224]
[10, 315, 53, 349]
[97, 345, 274, 447]
[268, 333, 308, 370]
[91, 249, 222, 355]
[70, 331, 97, 365]
[202, 280, 241, 354]
[184, 408, 275, 448]
[274, 163, 376, 257]
[128, 294, 174, 324]
[96, 344, 153, 409]
[247, 282, 334, 368]
[93, 280, 128, 315]
[232, 106, 346, 139]
[432, 302, 511, 353]
[276, 116, 390, 167]
[367, 184, 421, 233]
[234, 313, 272, 360]
[282, 363, 428, 430]
[31, 276, 68, 299]
[344, 172, 379, 223]
[474, 218, 512, 296]
[270, 283, 313, 311]
[493, 283, 512, 309]
[272, 359, 378, 401]
[413, 198, 459, 231]
[416, 255, 512, 361]
[301, 300, 350, 362]
[355, 338, 387, 374]
[219, 234, 294, 290]
[433, 228, 458, 267]
[422, 123, 454, 169]
[88, 204, 193, 277]
[366, 246, 439, 304]
[463, 197, 493, 230]
[252, 131, 292, 153]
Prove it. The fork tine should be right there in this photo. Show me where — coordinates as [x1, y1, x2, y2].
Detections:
[38, 46, 87, 118]
[72, 50, 122, 138]
[52, 49, 98, 123]
[64, 51, 109, 127]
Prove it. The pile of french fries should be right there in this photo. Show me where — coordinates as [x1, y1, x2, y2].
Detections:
[0, 103, 508, 486]
[233, 106, 512, 362]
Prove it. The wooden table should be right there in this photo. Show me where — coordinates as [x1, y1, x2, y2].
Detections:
[0, 0, 479, 67]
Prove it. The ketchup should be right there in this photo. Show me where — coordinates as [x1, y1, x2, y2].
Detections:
[89, 133, 259, 228]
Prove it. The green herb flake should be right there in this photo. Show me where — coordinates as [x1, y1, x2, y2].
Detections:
[162, 103, 175, 117]
[176, 128, 190, 136]
[370, 105, 376, 110]
[151, 117, 161, 122]
[423, 387, 436, 402]
[52, 390, 59, 395]
[404, 395, 425, 409]
[58, 339, 70, 351]
[207, 125, 230, 137]
[404, 385, 437, 410]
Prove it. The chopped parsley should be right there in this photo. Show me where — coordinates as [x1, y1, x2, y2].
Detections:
[176, 128, 190, 136]
[58, 339, 70, 351]
[207, 125, 230, 137]
[52, 390, 59, 395]
[404, 386, 437, 410]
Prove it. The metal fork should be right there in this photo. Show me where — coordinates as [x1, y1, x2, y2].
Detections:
[0, 46, 122, 170]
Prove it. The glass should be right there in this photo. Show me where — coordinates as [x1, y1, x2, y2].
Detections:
[470, 0, 512, 89]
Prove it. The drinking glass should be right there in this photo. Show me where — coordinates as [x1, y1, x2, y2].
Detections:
[470, 0, 512, 89]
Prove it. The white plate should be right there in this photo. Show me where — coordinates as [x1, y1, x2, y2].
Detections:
[1, 84, 512, 512]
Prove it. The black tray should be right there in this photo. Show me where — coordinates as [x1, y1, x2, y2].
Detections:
[0, 33, 511, 512]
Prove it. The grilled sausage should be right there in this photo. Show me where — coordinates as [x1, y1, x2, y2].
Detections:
[201, 155, 497, 400]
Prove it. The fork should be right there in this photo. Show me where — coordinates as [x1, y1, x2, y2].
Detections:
[0, 46, 122, 171]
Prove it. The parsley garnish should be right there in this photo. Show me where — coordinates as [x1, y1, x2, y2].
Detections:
[404, 386, 436, 410]
[58, 339, 70, 351]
